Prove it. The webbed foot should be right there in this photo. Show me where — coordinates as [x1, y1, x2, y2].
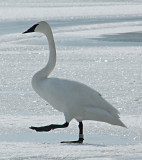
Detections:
[30, 126, 51, 132]
[61, 138, 84, 144]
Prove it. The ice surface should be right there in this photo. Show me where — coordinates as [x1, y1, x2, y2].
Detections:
[0, 0, 142, 159]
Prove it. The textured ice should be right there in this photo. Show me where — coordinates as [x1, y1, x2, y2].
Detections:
[0, 0, 142, 159]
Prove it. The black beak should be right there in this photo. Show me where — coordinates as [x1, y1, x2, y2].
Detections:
[23, 24, 39, 34]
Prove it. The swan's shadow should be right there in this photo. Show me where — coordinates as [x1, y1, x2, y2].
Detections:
[61, 142, 106, 147]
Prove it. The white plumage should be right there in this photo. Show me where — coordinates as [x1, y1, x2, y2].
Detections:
[23, 21, 126, 143]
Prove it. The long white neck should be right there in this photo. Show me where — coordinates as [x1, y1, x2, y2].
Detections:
[37, 28, 56, 78]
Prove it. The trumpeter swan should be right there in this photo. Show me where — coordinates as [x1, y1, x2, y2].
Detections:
[23, 21, 126, 143]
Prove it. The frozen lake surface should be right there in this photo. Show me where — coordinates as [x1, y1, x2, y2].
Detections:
[0, 0, 142, 159]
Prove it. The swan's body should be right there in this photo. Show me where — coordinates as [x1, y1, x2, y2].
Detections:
[23, 21, 126, 143]
[33, 77, 123, 126]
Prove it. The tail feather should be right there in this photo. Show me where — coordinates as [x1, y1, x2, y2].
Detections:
[113, 117, 127, 128]
[85, 107, 127, 128]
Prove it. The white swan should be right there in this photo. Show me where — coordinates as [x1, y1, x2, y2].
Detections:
[23, 21, 126, 143]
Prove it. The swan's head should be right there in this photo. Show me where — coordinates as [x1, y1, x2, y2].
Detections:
[23, 21, 51, 35]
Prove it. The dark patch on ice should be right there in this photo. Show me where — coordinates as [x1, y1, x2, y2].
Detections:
[93, 32, 142, 43]
[56, 31, 142, 47]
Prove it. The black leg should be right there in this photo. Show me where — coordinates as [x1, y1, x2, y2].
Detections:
[61, 121, 84, 144]
[30, 122, 69, 132]
[78, 122, 84, 143]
